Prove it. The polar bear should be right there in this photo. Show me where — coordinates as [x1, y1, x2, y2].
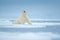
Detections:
[15, 10, 32, 25]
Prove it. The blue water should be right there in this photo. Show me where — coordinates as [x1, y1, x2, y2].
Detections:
[0, 25, 60, 33]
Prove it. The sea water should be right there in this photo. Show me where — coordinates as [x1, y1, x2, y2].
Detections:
[0, 19, 60, 40]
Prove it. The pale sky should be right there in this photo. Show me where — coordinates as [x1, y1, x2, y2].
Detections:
[0, 0, 60, 19]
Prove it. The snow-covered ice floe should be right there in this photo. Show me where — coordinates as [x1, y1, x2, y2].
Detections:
[0, 19, 60, 28]
[0, 20, 46, 28]
[0, 32, 60, 40]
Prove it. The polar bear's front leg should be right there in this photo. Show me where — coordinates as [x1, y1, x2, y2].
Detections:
[25, 17, 32, 25]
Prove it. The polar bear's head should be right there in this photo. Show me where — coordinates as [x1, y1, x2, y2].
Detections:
[22, 10, 28, 16]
